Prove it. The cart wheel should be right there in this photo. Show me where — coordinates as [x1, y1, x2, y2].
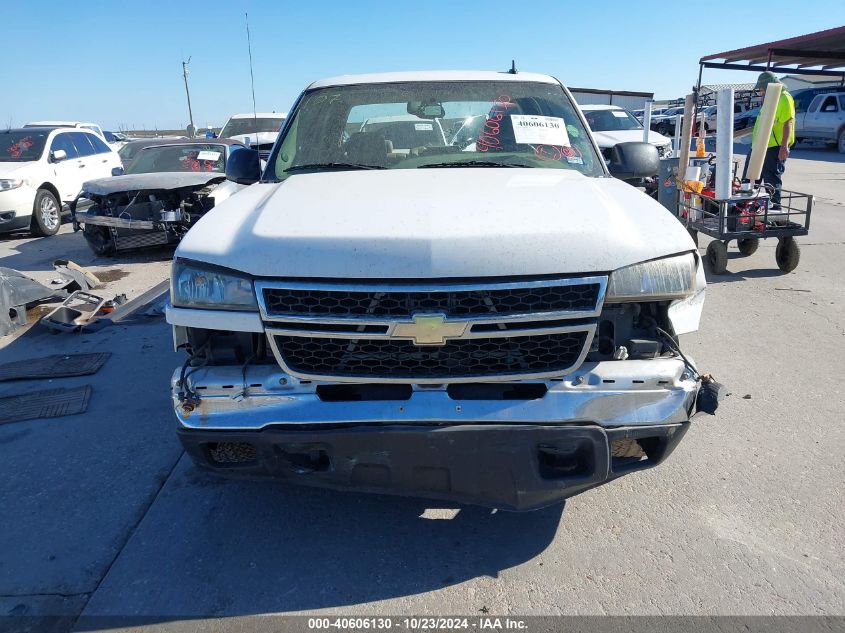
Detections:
[706, 240, 728, 274]
[688, 229, 699, 247]
[775, 237, 800, 272]
[737, 238, 759, 257]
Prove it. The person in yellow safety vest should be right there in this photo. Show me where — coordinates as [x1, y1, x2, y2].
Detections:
[752, 71, 795, 208]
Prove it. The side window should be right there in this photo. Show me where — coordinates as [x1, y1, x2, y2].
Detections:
[809, 97, 821, 113]
[87, 134, 112, 154]
[820, 96, 838, 112]
[50, 133, 80, 159]
[69, 132, 96, 157]
[839, 95, 845, 110]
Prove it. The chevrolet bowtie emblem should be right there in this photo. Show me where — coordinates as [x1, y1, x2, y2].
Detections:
[391, 313, 468, 346]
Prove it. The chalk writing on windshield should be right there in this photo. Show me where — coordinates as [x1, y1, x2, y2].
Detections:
[476, 95, 513, 152]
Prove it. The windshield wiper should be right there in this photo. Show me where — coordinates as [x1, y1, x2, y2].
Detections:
[284, 162, 386, 172]
[418, 161, 530, 168]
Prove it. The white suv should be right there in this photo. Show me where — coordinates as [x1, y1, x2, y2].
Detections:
[0, 127, 122, 236]
[25, 121, 106, 141]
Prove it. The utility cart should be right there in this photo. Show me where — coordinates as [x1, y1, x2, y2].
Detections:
[678, 186, 812, 274]
[684, 26, 845, 273]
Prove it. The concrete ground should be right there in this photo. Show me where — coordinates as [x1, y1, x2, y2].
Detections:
[0, 148, 842, 630]
[0, 223, 172, 340]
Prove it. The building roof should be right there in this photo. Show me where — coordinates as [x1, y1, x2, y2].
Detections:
[700, 26, 845, 76]
[577, 104, 624, 111]
[780, 73, 844, 84]
[568, 87, 653, 98]
[308, 71, 560, 89]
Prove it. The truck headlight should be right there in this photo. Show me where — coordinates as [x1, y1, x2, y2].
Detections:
[0, 178, 25, 191]
[171, 260, 258, 311]
[606, 252, 697, 302]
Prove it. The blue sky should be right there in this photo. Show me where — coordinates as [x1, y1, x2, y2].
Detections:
[1, 0, 842, 130]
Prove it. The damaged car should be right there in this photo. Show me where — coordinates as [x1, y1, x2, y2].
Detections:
[73, 139, 246, 255]
[168, 71, 715, 511]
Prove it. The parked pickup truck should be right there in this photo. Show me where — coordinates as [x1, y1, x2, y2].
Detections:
[795, 92, 845, 152]
[166, 71, 711, 511]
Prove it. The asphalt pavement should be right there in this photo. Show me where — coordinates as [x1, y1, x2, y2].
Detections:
[0, 148, 842, 631]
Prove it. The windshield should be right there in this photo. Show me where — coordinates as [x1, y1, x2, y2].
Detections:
[118, 141, 155, 164]
[662, 107, 683, 117]
[220, 117, 285, 138]
[0, 131, 48, 162]
[125, 143, 227, 174]
[271, 80, 603, 178]
[582, 109, 642, 131]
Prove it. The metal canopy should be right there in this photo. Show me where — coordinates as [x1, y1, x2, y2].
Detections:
[699, 26, 845, 78]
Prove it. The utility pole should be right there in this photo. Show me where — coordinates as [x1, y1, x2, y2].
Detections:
[182, 56, 195, 137]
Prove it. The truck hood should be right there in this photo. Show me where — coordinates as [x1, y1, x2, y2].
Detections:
[177, 169, 695, 279]
[591, 129, 671, 148]
[81, 172, 224, 195]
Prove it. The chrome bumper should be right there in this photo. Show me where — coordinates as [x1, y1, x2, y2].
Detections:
[171, 358, 698, 431]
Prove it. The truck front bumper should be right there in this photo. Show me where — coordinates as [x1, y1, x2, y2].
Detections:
[173, 359, 699, 510]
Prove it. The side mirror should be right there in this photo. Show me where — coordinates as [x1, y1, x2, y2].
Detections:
[606, 142, 659, 180]
[51, 149, 67, 163]
[226, 147, 262, 185]
[111, 166, 124, 176]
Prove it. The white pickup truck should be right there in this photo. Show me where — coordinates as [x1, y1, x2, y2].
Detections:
[166, 71, 712, 511]
[795, 92, 845, 152]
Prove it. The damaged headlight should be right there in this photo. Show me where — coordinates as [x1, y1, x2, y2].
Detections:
[171, 259, 258, 311]
[606, 252, 697, 303]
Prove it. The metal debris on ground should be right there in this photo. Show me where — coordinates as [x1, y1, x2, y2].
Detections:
[0, 267, 66, 336]
[52, 259, 101, 292]
[0, 385, 92, 425]
[0, 353, 111, 382]
[40, 291, 107, 333]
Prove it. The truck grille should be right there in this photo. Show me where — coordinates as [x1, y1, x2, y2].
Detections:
[261, 282, 601, 318]
[258, 277, 606, 382]
[273, 332, 589, 380]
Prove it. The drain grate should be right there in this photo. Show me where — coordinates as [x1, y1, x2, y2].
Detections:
[0, 386, 92, 425]
[0, 353, 111, 382]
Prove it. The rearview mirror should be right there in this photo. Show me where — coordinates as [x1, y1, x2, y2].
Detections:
[407, 101, 445, 119]
[51, 149, 67, 163]
[111, 166, 124, 176]
[226, 147, 262, 185]
[606, 142, 659, 180]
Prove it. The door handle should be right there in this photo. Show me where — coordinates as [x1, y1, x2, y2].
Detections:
[78, 163, 86, 168]
[102, 159, 108, 163]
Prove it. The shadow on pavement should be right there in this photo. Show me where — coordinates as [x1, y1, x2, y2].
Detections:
[703, 260, 789, 284]
[78, 458, 564, 618]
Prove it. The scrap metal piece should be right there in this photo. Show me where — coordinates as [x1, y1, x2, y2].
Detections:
[52, 259, 101, 292]
[40, 291, 107, 333]
[0, 385, 91, 425]
[0, 353, 111, 382]
[0, 267, 65, 336]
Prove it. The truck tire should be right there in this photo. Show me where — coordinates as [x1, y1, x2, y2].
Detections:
[737, 238, 759, 256]
[30, 189, 61, 236]
[776, 236, 800, 272]
[82, 224, 116, 256]
[706, 240, 728, 274]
